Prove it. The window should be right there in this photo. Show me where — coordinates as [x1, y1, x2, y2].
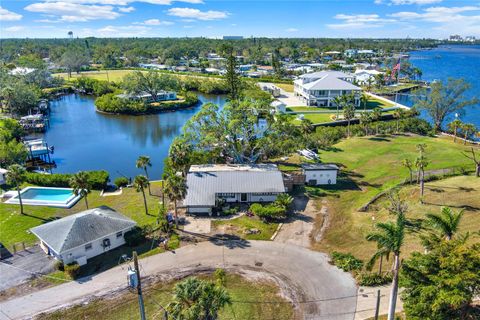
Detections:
[116, 231, 123, 238]
[102, 238, 111, 248]
[85, 243, 92, 251]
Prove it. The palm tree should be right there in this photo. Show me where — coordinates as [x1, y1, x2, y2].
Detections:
[343, 104, 355, 138]
[415, 155, 429, 200]
[274, 193, 294, 210]
[360, 93, 369, 112]
[360, 112, 372, 136]
[366, 211, 406, 320]
[136, 155, 152, 194]
[168, 277, 231, 320]
[371, 108, 383, 135]
[134, 175, 150, 215]
[70, 171, 91, 209]
[401, 158, 414, 184]
[460, 123, 477, 145]
[332, 95, 343, 120]
[447, 119, 463, 143]
[164, 174, 187, 226]
[366, 244, 391, 275]
[6, 164, 26, 215]
[392, 108, 406, 133]
[425, 207, 464, 241]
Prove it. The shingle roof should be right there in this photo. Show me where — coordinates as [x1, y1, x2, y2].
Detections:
[184, 164, 285, 207]
[302, 163, 339, 171]
[30, 206, 136, 254]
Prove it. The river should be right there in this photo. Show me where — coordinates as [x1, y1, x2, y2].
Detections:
[398, 44, 480, 127]
[43, 93, 227, 180]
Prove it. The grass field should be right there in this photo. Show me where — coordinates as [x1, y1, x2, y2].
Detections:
[0, 182, 164, 248]
[36, 273, 294, 320]
[305, 135, 478, 260]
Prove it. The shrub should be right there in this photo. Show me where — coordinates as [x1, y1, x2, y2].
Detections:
[64, 262, 81, 279]
[114, 177, 129, 188]
[357, 272, 393, 286]
[54, 260, 64, 271]
[249, 203, 286, 221]
[24, 170, 109, 190]
[330, 251, 364, 272]
[124, 227, 145, 247]
[214, 268, 227, 287]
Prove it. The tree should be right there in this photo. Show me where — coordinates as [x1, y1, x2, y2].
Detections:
[6, 164, 26, 215]
[60, 47, 89, 77]
[414, 78, 478, 132]
[447, 119, 463, 143]
[136, 155, 152, 194]
[343, 104, 356, 138]
[392, 108, 406, 133]
[360, 93, 369, 111]
[274, 193, 294, 211]
[415, 151, 429, 201]
[167, 277, 231, 320]
[134, 175, 150, 215]
[462, 147, 480, 177]
[425, 207, 464, 241]
[70, 171, 92, 209]
[360, 112, 372, 136]
[401, 158, 414, 184]
[371, 107, 383, 135]
[224, 48, 241, 101]
[164, 173, 187, 226]
[122, 71, 179, 102]
[401, 240, 480, 320]
[1, 81, 41, 115]
[460, 123, 477, 145]
[366, 208, 407, 320]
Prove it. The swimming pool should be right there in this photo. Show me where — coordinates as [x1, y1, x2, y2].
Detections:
[5, 187, 82, 208]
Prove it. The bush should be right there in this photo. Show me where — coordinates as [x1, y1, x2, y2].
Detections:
[24, 170, 109, 190]
[54, 260, 64, 271]
[330, 251, 364, 272]
[124, 227, 145, 247]
[357, 272, 393, 286]
[64, 262, 81, 279]
[114, 177, 129, 188]
[249, 203, 286, 221]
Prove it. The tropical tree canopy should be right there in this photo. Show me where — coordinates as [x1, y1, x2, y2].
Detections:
[122, 71, 179, 101]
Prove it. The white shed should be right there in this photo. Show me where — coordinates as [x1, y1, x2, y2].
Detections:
[302, 163, 339, 185]
[271, 100, 286, 114]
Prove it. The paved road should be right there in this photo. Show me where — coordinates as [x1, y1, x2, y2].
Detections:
[0, 241, 357, 320]
[0, 246, 55, 291]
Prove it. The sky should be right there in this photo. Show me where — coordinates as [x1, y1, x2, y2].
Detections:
[0, 0, 479, 39]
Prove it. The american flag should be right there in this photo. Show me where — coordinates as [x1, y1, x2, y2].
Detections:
[391, 59, 401, 79]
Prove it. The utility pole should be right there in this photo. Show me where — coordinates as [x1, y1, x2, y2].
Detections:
[133, 251, 146, 320]
[374, 289, 381, 320]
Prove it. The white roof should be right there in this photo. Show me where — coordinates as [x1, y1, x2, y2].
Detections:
[297, 71, 361, 91]
[0, 168, 8, 174]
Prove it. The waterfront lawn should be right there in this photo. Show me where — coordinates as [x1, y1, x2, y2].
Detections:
[309, 135, 476, 261]
[56, 70, 135, 82]
[36, 273, 294, 320]
[212, 216, 279, 241]
[364, 97, 394, 109]
[0, 182, 163, 249]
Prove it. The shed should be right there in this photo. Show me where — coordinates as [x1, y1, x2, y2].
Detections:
[301, 163, 339, 185]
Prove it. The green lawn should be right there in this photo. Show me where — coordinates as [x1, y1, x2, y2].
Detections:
[291, 113, 335, 124]
[0, 182, 164, 248]
[308, 135, 477, 260]
[36, 273, 295, 320]
[274, 83, 294, 92]
[364, 97, 394, 109]
[212, 216, 279, 241]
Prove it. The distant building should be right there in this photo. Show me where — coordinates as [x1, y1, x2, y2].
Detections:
[184, 164, 285, 215]
[294, 71, 361, 107]
[117, 91, 177, 103]
[354, 69, 382, 85]
[30, 207, 137, 266]
[465, 36, 476, 42]
[302, 163, 339, 185]
[0, 168, 7, 185]
[223, 36, 244, 40]
[9, 67, 36, 75]
[449, 35, 463, 42]
[271, 100, 286, 114]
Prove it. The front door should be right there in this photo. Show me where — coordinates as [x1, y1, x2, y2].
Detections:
[240, 193, 247, 202]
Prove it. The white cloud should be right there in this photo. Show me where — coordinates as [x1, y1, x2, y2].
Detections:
[168, 7, 229, 20]
[0, 6, 23, 21]
[286, 28, 298, 32]
[118, 6, 135, 12]
[5, 26, 25, 32]
[391, 0, 442, 5]
[25, 2, 121, 22]
[81, 24, 151, 37]
[140, 18, 173, 25]
[41, 0, 204, 5]
[390, 5, 480, 23]
[328, 13, 395, 29]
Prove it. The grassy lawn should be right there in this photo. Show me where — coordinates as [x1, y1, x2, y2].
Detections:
[308, 135, 477, 261]
[275, 83, 294, 92]
[212, 216, 279, 241]
[290, 113, 335, 124]
[364, 97, 394, 109]
[36, 273, 294, 320]
[0, 182, 164, 249]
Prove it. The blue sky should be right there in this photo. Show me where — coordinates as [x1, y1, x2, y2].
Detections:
[1, 0, 479, 38]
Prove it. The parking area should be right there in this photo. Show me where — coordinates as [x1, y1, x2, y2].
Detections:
[0, 245, 55, 291]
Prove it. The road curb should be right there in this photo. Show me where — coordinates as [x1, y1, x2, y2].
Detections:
[270, 223, 283, 240]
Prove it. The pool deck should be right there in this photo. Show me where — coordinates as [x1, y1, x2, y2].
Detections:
[4, 186, 82, 208]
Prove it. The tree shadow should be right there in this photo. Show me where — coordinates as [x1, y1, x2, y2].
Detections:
[208, 234, 251, 249]
[21, 213, 61, 223]
[321, 146, 344, 153]
[368, 137, 391, 142]
[421, 201, 480, 212]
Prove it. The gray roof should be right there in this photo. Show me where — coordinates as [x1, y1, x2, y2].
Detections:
[30, 206, 136, 254]
[299, 71, 352, 79]
[184, 164, 285, 207]
[302, 75, 360, 91]
[302, 163, 339, 171]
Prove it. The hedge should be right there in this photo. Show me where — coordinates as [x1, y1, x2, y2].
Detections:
[24, 170, 109, 190]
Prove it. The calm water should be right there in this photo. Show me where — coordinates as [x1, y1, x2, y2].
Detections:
[399, 45, 480, 127]
[44, 93, 227, 180]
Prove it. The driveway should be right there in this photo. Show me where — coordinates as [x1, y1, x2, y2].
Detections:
[0, 241, 357, 320]
[0, 246, 55, 291]
[276, 89, 307, 107]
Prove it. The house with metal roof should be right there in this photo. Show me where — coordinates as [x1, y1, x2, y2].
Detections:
[30, 206, 136, 266]
[301, 163, 339, 185]
[184, 164, 286, 215]
[294, 71, 361, 107]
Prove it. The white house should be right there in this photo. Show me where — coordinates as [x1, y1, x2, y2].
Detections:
[0, 168, 7, 185]
[294, 71, 362, 107]
[271, 100, 286, 114]
[30, 206, 137, 266]
[184, 164, 286, 215]
[302, 163, 339, 185]
[354, 69, 382, 85]
[116, 91, 177, 103]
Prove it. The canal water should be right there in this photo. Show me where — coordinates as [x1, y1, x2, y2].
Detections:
[44, 93, 227, 180]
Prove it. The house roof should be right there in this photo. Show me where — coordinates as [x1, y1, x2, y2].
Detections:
[184, 164, 285, 207]
[30, 206, 136, 254]
[301, 163, 339, 171]
[300, 73, 361, 91]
